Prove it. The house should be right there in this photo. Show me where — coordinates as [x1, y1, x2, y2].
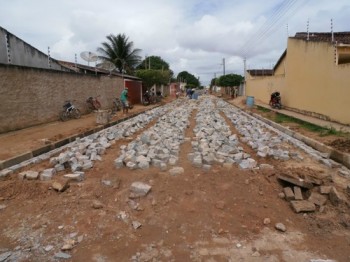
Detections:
[245, 32, 350, 125]
[0, 26, 142, 133]
[58, 60, 143, 105]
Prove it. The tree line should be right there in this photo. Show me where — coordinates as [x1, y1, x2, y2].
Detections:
[97, 33, 243, 90]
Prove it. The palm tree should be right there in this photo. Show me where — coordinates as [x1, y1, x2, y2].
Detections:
[97, 33, 142, 74]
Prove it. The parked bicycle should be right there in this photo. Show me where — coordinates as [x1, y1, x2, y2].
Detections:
[112, 98, 133, 113]
[86, 95, 101, 111]
[112, 98, 122, 113]
[59, 100, 81, 121]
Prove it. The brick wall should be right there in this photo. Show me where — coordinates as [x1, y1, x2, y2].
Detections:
[0, 64, 124, 133]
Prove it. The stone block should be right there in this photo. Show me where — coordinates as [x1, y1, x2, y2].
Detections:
[151, 159, 162, 167]
[202, 155, 214, 165]
[290, 200, 316, 213]
[169, 167, 184, 176]
[82, 161, 93, 170]
[168, 157, 178, 166]
[126, 162, 137, 170]
[49, 157, 59, 166]
[138, 161, 150, 169]
[202, 164, 211, 171]
[223, 163, 233, 169]
[58, 152, 70, 164]
[329, 187, 343, 206]
[277, 174, 313, 189]
[64, 173, 85, 182]
[239, 158, 257, 169]
[283, 187, 295, 201]
[293, 186, 303, 200]
[308, 192, 327, 206]
[130, 182, 151, 197]
[192, 156, 202, 168]
[259, 164, 274, 170]
[40, 173, 53, 181]
[160, 162, 167, 171]
[319, 186, 332, 194]
[114, 158, 124, 169]
[18, 170, 39, 180]
[52, 181, 70, 192]
[54, 164, 65, 172]
[71, 162, 82, 172]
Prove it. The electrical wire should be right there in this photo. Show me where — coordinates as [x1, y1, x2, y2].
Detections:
[239, 0, 297, 58]
[238, 0, 307, 59]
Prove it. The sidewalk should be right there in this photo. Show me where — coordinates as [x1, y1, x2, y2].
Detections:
[254, 100, 350, 133]
[229, 97, 350, 133]
[228, 96, 350, 169]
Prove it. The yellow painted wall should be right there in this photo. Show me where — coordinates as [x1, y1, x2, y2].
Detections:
[245, 74, 286, 104]
[246, 38, 350, 124]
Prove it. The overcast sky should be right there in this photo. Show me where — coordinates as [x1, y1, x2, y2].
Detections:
[1, 0, 349, 85]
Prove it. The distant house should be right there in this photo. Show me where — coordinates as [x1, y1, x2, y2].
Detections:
[58, 60, 143, 105]
[245, 32, 350, 125]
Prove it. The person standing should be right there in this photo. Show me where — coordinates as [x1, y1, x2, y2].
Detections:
[120, 87, 129, 115]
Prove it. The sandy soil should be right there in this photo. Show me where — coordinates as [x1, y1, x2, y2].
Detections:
[0, 96, 350, 261]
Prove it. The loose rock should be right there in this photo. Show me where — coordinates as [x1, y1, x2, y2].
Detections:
[275, 223, 286, 232]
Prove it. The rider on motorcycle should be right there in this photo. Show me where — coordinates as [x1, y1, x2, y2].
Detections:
[143, 90, 151, 103]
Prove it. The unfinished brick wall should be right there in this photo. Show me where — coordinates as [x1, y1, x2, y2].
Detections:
[0, 64, 124, 133]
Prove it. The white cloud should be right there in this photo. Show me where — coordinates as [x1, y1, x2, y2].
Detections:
[1, 0, 349, 85]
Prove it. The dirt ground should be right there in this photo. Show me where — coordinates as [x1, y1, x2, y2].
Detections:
[0, 96, 350, 261]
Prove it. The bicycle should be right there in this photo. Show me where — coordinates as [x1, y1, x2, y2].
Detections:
[112, 98, 122, 113]
[86, 95, 101, 111]
[59, 100, 81, 121]
[112, 98, 133, 113]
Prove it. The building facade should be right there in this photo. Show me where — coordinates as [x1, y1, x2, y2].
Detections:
[245, 32, 350, 125]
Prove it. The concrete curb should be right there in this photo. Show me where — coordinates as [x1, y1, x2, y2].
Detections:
[0, 107, 158, 171]
[237, 107, 350, 169]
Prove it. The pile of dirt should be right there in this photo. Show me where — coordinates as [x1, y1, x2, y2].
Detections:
[327, 139, 350, 153]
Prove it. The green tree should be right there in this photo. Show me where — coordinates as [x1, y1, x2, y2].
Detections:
[137, 55, 174, 80]
[135, 69, 171, 90]
[97, 33, 142, 74]
[177, 71, 200, 88]
[137, 55, 169, 70]
[217, 74, 244, 87]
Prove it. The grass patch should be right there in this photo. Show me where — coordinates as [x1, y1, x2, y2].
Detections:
[256, 106, 271, 113]
[273, 113, 347, 137]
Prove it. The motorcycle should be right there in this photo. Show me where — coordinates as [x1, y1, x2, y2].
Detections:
[142, 92, 155, 106]
[86, 95, 101, 111]
[59, 100, 81, 121]
[269, 92, 282, 109]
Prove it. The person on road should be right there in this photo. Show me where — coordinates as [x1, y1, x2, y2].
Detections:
[120, 87, 129, 115]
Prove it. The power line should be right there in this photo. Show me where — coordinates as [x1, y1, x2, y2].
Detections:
[239, 0, 297, 57]
[239, 0, 297, 56]
[238, 0, 306, 59]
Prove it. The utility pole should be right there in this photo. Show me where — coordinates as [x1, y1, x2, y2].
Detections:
[243, 58, 247, 96]
[222, 58, 226, 76]
[148, 56, 151, 70]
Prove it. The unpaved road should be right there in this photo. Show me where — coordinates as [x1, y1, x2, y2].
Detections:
[0, 96, 349, 261]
